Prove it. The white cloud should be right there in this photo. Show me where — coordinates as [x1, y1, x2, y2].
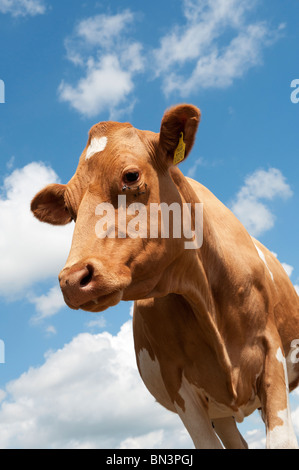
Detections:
[6, 156, 15, 170]
[119, 428, 190, 449]
[59, 1, 283, 113]
[59, 55, 136, 119]
[186, 157, 205, 178]
[59, 11, 144, 119]
[237, 168, 293, 201]
[0, 162, 73, 299]
[0, 0, 46, 16]
[28, 285, 66, 323]
[0, 319, 193, 449]
[153, 0, 281, 96]
[230, 168, 293, 237]
[0, 313, 297, 449]
[291, 392, 299, 443]
[119, 430, 165, 449]
[271, 253, 296, 280]
[45, 325, 57, 336]
[232, 197, 275, 236]
[75, 10, 134, 49]
[281, 263, 294, 278]
[85, 316, 107, 331]
[244, 427, 266, 449]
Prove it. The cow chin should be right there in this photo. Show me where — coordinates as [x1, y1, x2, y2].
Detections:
[65, 289, 124, 313]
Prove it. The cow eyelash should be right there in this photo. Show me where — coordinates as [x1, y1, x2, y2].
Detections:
[122, 182, 148, 197]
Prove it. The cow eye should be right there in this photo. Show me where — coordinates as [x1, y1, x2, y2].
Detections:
[123, 171, 140, 184]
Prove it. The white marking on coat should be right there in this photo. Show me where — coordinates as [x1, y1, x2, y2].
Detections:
[174, 374, 223, 448]
[254, 243, 274, 281]
[137, 348, 175, 412]
[86, 136, 108, 160]
[267, 408, 298, 449]
[266, 348, 298, 448]
[187, 387, 260, 423]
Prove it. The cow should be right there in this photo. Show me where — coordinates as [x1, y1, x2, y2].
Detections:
[31, 104, 299, 449]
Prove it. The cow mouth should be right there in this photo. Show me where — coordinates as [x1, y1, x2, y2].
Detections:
[75, 289, 124, 312]
[59, 262, 131, 312]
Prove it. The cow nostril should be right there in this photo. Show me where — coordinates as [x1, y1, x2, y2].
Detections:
[80, 265, 94, 287]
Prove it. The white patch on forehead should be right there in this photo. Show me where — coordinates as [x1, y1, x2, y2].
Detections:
[85, 136, 108, 160]
[254, 243, 274, 281]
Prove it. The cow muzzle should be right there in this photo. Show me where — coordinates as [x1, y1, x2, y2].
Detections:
[58, 259, 130, 312]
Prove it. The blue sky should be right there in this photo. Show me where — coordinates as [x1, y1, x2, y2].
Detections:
[0, 0, 298, 449]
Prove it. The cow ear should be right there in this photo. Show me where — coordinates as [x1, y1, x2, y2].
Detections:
[158, 104, 201, 167]
[31, 183, 72, 225]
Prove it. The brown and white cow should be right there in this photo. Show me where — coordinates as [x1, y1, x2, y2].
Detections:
[31, 104, 299, 449]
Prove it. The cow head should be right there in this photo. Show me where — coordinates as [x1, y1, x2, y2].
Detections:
[31, 104, 201, 312]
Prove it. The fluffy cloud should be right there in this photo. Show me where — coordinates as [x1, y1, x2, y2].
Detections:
[59, 11, 144, 119]
[85, 316, 107, 331]
[1, 315, 298, 449]
[59, 55, 136, 119]
[186, 157, 205, 178]
[243, 427, 266, 449]
[236, 167, 293, 200]
[73, 10, 134, 50]
[291, 392, 299, 447]
[0, 319, 192, 449]
[0, 0, 46, 16]
[59, 1, 283, 116]
[153, 0, 282, 96]
[281, 263, 294, 278]
[230, 168, 293, 237]
[28, 285, 66, 323]
[0, 162, 73, 299]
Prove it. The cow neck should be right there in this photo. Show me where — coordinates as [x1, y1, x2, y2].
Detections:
[169, 167, 236, 400]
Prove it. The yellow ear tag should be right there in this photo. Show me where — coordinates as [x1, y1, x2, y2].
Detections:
[173, 132, 186, 165]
